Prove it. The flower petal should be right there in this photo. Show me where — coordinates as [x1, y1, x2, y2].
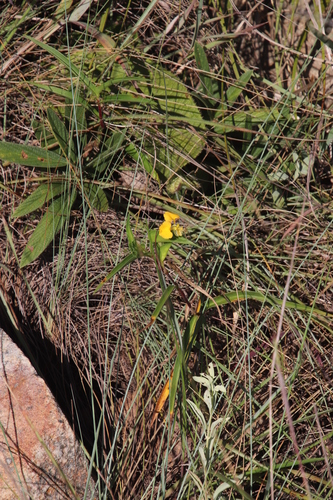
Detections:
[172, 223, 183, 237]
[163, 211, 179, 223]
[159, 221, 173, 239]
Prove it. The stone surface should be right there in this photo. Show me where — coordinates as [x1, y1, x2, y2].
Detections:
[0, 329, 94, 499]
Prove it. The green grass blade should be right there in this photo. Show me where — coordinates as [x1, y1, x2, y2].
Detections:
[150, 285, 175, 322]
[25, 36, 98, 96]
[94, 253, 138, 292]
[206, 290, 333, 319]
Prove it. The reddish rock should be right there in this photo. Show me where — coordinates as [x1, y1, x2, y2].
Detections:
[0, 329, 94, 499]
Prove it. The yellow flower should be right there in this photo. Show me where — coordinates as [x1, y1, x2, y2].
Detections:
[159, 211, 183, 239]
[163, 212, 179, 223]
[159, 220, 173, 239]
[171, 223, 183, 237]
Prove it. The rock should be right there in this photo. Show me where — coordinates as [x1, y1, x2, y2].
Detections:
[0, 329, 94, 499]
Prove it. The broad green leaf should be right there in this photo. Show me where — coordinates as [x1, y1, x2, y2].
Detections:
[110, 62, 205, 178]
[150, 68, 203, 121]
[146, 127, 205, 179]
[13, 182, 65, 218]
[20, 191, 77, 268]
[32, 119, 58, 150]
[215, 107, 290, 133]
[226, 69, 253, 104]
[165, 174, 199, 194]
[75, 103, 87, 130]
[146, 68, 205, 177]
[158, 243, 172, 263]
[84, 183, 108, 212]
[272, 188, 285, 208]
[194, 42, 214, 98]
[47, 108, 76, 161]
[0, 142, 67, 168]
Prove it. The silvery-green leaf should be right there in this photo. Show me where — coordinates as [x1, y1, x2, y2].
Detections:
[193, 375, 210, 389]
[187, 399, 206, 433]
[211, 418, 224, 438]
[204, 389, 212, 413]
[188, 471, 204, 494]
[267, 170, 289, 182]
[208, 362, 215, 379]
[213, 482, 232, 498]
[214, 384, 226, 394]
[198, 445, 207, 471]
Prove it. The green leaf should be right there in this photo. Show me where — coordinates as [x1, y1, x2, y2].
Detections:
[73, 103, 87, 149]
[267, 171, 289, 182]
[54, 0, 73, 19]
[68, 0, 90, 22]
[150, 285, 175, 322]
[226, 69, 253, 104]
[88, 131, 126, 173]
[13, 182, 65, 218]
[125, 143, 160, 182]
[145, 68, 205, 178]
[310, 27, 333, 51]
[94, 253, 138, 292]
[158, 243, 172, 263]
[31, 83, 92, 112]
[0, 142, 67, 168]
[215, 107, 290, 133]
[25, 36, 98, 96]
[150, 68, 203, 121]
[20, 191, 77, 268]
[272, 188, 285, 208]
[146, 127, 205, 179]
[47, 108, 76, 161]
[126, 215, 138, 255]
[194, 42, 213, 98]
[205, 290, 333, 320]
[84, 183, 108, 212]
[32, 119, 58, 150]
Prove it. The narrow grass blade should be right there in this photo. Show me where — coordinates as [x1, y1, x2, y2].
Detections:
[206, 290, 333, 319]
[94, 253, 138, 292]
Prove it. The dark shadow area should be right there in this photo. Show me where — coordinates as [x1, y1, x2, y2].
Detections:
[0, 284, 113, 488]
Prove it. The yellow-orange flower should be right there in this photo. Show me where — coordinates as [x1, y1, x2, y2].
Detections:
[159, 221, 173, 239]
[159, 211, 181, 239]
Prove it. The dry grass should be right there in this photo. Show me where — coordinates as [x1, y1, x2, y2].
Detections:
[1, 0, 333, 499]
